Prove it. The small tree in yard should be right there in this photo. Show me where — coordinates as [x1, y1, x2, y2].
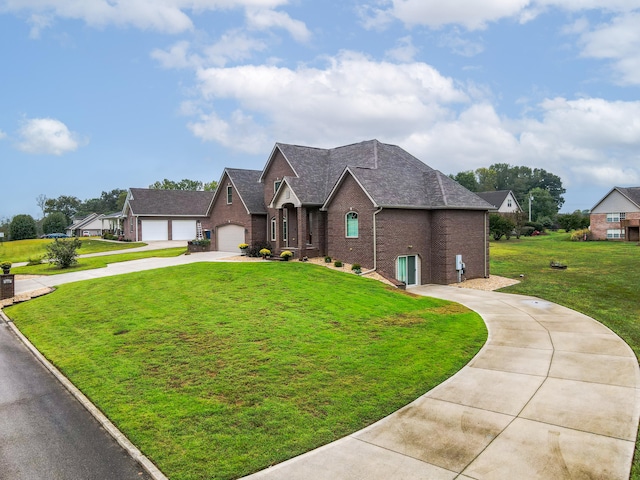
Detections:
[45, 238, 82, 268]
[489, 213, 515, 241]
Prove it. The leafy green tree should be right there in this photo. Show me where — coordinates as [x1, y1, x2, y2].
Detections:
[10, 214, 37, 240]
[489, 213, 515, 241]
[42, 212, 69, 234]
[557, 210, 590, 231]
[45, 237, 82, 269]
[450, 164, 566, 212]
[149, 178, 203, 190]
[44, 196, 82, 220]
[450, 171, 478, 191]
[476, 167, 498, 192]
[203, 180, 218, 192]
[504, 211, 527, 239]
[525, 188, 558, 222]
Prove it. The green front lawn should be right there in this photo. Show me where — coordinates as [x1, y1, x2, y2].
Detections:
[5, 262, 486, 480]
[490, 232, 640, 479]
[0, 238, 145, 264]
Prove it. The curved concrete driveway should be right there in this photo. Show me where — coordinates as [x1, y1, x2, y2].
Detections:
[245, 284, 640, 480]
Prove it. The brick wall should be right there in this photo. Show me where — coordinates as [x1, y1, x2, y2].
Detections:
[431, 210, 489, 284]
[375, 209, 432, 283]
[590, 212, 640, 240]
[326, 174, 376, 267]
[209, 173, 254, 250]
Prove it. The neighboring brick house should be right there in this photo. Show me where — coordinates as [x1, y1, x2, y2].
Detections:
[590, 187, 640, 241]
[475, 190, 522, 213]
[122, 188, 214, 242]
[209, 139, 493, 285]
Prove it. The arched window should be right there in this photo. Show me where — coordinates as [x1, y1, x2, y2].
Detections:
[346, 212, 358, 238]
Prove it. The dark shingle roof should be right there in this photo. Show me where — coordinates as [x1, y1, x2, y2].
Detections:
[475, 190, 512, 209]
[226, 168, 267, 214]
[127, 188, 214, 216]
[274, 139, 492, 210]
[618, 187, 640, 207]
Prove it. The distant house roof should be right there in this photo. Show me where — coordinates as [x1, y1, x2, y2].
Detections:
[266, 140, 493, 211]
[68, 212, 103, 230]
[591, 186, 640, 211]
[474, 190, 522, 212]
[124, 188, 214, 216]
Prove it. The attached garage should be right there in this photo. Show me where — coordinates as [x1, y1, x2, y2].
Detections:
[217, 224, 245, 252]
[171, 220, 197, 241]
[141, 220, 168, 241]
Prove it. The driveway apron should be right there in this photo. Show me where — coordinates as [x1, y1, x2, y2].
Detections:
[243, 284, 640, 480]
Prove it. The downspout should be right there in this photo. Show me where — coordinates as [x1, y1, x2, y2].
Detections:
[361, 207, 383, 275]
[136, 216, 139, 243]
[484, 211, 488, 278]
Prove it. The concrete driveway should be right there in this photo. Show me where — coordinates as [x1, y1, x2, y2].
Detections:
[243, 284, 640, 480]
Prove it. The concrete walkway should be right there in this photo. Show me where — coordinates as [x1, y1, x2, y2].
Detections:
[244, 284, 640, 480]
[13, 250, 238, 296]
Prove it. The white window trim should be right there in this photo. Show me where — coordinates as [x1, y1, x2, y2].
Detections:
[270, 217, 276, 242]
[226, 185, 232, 204]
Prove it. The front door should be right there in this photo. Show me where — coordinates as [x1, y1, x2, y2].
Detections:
[397, 255, 418, 286]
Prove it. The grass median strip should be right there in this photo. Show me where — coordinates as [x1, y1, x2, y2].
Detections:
[5, 262, 486, 480]
[0, 238, 145, 264]
[12, 247, 187, 275]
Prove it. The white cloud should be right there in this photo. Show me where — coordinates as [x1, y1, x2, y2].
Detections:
[1, 0, 293, 34]
[16, 118, 85, 155]
[385, 36, 419, 62]
[152, 40, 201, 69]
[0, 129, 6, 140]
[360, 0, 640, 30]
[190, 51, 468, 148]
[245, 8, 311, 42]
[363, 0, 531, 30]
[574, 12, 640, 85]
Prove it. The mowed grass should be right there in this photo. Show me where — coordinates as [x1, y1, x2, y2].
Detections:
[12, 247, 187, 275]
[489, 233, 640, 479]
[5, 262, 486, 480]
[0, 238, 145, 264]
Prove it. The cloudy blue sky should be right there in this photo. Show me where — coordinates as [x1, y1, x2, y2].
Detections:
[1, 0, 639, 220]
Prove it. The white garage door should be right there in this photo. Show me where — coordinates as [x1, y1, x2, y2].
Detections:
[141, 220, 168, 241]
[172, 220, 196, 241]
[217, 224, 245, 252]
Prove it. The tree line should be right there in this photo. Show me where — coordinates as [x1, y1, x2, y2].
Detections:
[450, 163, 567, 222]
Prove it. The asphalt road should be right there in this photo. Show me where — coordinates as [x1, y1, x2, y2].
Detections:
[0, 321, 152, 480]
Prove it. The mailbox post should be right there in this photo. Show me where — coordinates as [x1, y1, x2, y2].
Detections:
[1, 274, 15, 300]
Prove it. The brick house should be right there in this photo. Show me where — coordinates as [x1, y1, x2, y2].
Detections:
[209, 139, 493, 285]
[122, 188, 214, 242]
[590, 187, 640, 241]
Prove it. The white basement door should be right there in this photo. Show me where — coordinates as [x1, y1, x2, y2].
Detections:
[171, 220, 197, 241]
[217, 224, 245, 252]
[141, 220, 168, 241]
